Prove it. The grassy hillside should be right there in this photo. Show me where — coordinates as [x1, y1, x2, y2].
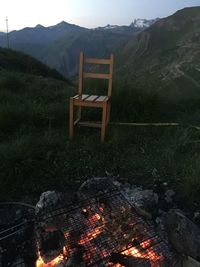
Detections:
[0, 69, 200, 213]
[0, 22, 200, 216]
[0, 47, 67, 81]
[116, 7, 200, 104]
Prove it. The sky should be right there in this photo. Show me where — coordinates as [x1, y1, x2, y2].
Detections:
[0, 0, 200, 32]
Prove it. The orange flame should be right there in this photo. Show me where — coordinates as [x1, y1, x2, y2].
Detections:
[121, 240, 163, 262]
[36, 247, 68, 267]
[36, 207, 163, 267]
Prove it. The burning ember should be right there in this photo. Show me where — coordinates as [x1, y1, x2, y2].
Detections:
[0, 180, 177, 267]
[33, 191, 172, 267]
[36, 245, 68, 267]
[78, 225, 104, 245]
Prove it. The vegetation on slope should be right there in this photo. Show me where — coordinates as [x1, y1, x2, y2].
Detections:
[0, 21, 147, 77]
[116, 7, 200, 103]
[0, 70, 200, 215]
[0, 47, 67, 81]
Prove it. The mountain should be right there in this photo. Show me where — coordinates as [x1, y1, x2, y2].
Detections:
[38, 29, 138, 77]
[116, 7, 200, 103]
[0, 21, 86, 46]
[94, 19, 159, 36]
[0, 47, 66, 81]
[0, 19, 157, 77]
[95, 24, 119, 30]
[95, 19, 159, 31]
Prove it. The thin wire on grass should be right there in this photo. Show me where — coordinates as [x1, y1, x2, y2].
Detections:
[0, 201, 35, 209]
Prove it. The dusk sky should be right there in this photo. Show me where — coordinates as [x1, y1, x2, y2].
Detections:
[0, 0, 200, 31]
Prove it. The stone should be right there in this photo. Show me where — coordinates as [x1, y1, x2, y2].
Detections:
[162, 209, 200, 260]
[122, 186, 159, 219]
[152, 168, 160, 178]
[165, 189, 175, 203]
[182, 256, 200, 267]
[78, 177, 118, 196]
[35, 191, 62, 215]
[193, 212, 200, 225]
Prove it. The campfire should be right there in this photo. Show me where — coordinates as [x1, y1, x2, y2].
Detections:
[33, 184, 172, 267]
[0, 179, 174, 267]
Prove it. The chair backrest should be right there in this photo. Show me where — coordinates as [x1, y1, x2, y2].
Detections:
[78, 51, 114, 97]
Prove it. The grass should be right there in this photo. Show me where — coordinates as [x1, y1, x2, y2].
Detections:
[0, 47, 67, 81]
[0, 71, 200, 213]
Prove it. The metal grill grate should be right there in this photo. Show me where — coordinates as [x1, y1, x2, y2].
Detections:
[35, 187, 173, 267]
[1, 181, 174, 266]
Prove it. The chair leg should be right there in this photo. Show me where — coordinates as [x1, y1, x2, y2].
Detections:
[69, 98, 74, 140]
[101, 102, 107, 143]
[106, 101, 111, 126]
[78, 106, 82, 122]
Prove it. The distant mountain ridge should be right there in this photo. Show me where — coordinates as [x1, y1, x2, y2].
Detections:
[94, 18, 159, 31]
[0, 19, 157, 77]
[0, 21, 87, 46]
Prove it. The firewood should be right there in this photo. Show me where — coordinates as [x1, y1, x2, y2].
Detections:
[110, 252, 151, 266]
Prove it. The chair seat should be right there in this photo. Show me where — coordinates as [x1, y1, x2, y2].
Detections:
[73, 94, 110, 107]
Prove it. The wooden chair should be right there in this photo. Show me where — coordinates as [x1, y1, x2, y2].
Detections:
[69, 51, 114, 142]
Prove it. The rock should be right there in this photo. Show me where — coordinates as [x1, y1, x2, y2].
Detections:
[152, 168, 160, 178]
[162, 209, 200, 260]
[35, 191, 62, 215]
[181, 256, 200, 267]
[163, 182, 168, 187]
[165, 189, 175, 203]
[134, 205, 152, 220]
[193, 212, 200, 225]
[153, 179, 168, 194]
[123, 187, 158, 206]
[35, 191, 77, 232]
[78, 177, 118, 196]
[122, 186, 159, 219]
[112, 180, 121, 189]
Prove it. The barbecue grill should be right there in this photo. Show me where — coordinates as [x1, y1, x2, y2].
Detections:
[0, 181, 174, 267]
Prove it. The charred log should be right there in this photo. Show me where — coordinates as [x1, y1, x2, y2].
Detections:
[110, 252, 151, 266]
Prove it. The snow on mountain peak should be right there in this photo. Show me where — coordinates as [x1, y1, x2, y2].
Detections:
[94, 24, 119, 30]
[130, 18, 159, 28]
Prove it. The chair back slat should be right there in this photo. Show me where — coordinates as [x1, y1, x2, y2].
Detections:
[85, 58, 111, 65]
[78, 52, 114, 97]
[84, 72, 110, 79]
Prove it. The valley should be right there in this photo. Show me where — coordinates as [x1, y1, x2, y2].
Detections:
[0, 19, 157, 77]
